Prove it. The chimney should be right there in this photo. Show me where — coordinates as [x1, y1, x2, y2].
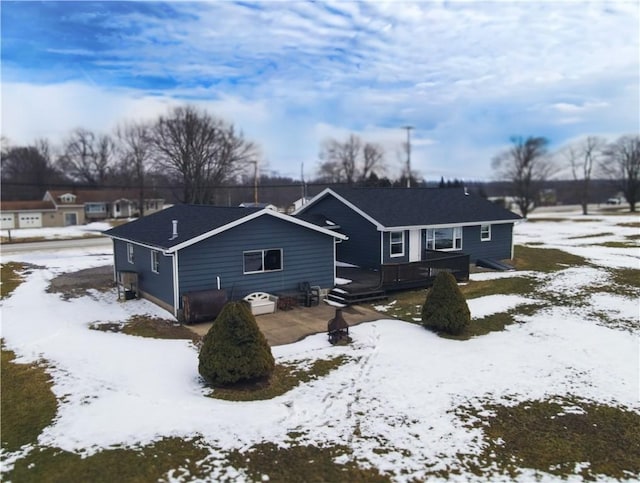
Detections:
[170, 220, 178, 240]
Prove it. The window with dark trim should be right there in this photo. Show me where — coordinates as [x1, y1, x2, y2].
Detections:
[390, 231, 404, 257]
[127, 243, 135, 263]
[480, 224, 491, 241]
[243, 249, 283, 274]
[151, 251, 159, 273]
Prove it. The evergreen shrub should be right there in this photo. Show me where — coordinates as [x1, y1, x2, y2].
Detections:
[198, 301, 275, 386]
[421, 271, 471, 335]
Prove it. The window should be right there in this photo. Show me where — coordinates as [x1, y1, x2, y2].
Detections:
[425, 227, 462, 251]
[151, 251, 159, 273]
[390, 231, 404, 257]
[59, 193, 76, 203]
[480, 224, 491, 241]
[86, 203, 105, 213]
[127, 243, 135, 264]
[243, 249, 283, 274]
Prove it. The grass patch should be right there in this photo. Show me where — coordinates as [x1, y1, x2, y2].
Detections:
[526, 217, 570, 222]
[512, 245, 586, 273]
[627, 233, 640, 240]
[1, 344, 58, 452]
[374, 277, 538, 325]
[618, 221, 640, 228]
[227, 442, 390, 483]
[1, 262, 29, 299]
[595, 240, 638, 248]
[457, 396, 640, 480]
[568, 232, 614, 239]
[90, 316, 200, 343]
[438, 303, 542, 341]
[460, 276, 537, 299]
[211, 355, 350, 401]
[7, 438, 212, 483]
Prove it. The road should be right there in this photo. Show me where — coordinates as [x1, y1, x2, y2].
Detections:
[0, 236, 113, 255]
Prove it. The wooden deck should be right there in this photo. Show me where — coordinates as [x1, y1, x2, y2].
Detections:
[332, 252, 470, 306]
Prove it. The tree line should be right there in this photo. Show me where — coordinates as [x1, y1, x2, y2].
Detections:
[2, 103, 638, 215]
[493, 135, 640, 215]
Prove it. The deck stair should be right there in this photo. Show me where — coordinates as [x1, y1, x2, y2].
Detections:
[326, 286, 387, 306]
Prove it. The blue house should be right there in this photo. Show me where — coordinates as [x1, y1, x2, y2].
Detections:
[103, 205, 347, 318]
[294, 187, 521, 274]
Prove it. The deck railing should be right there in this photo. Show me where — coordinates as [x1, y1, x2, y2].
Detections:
[380, 251, 470, 289]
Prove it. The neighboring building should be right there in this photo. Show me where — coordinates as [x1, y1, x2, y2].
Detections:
[0, 200, 84, 229]
[103, 204, 347, 317]
[294, 187, 522, 267]
[44, 190, 165, 221]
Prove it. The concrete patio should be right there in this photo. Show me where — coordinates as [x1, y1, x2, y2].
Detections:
[187, 302, 385, 346]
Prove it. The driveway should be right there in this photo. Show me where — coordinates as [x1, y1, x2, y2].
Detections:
[188, 302, 385, 346]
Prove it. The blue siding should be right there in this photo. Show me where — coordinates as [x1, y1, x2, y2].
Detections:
[462, 223, 514, 262]
[113, 239, 175, 306]
[301, 196, 380, 269]
[178, 216, 335, 304]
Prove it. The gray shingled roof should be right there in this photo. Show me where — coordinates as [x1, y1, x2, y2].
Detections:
[307, 187, 521, 227]
[103, 205, 262, 249]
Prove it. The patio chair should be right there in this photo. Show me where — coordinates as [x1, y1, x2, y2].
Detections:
[298, 282, 321, 307]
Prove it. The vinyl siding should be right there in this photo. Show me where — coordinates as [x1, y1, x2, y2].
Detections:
[178, 215, 335, 304]
[301, 195, 380, 269]
[462, 223, 514, 262]
[113, 239, 175, 306]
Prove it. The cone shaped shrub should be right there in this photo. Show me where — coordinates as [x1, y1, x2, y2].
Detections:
[198, 301, 275, 386]
[421, 271, 471, 335]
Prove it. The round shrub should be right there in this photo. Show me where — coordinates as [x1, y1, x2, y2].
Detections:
[198, 301, 275, 386]
[421, 271, 471, 335]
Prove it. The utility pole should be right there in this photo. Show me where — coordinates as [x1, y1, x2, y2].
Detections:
[251, 160, 258, 204]
[403, 126, 413, 188]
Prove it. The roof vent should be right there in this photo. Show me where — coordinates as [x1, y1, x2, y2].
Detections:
[169, 220, 178, 240]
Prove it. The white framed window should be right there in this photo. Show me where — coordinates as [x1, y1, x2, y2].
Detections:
[390, 231, 405, 257]
[243, 249, 283, 274]
[127, 243, 135, 264]
[425, 227, 462, 251]
[151, 251, 159, 273]
[480, 224, 491, 241]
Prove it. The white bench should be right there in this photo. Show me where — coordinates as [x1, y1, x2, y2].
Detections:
[243, 292, 278, 315]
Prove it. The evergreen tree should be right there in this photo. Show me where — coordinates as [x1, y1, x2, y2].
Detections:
[421, 272, 471, 335]
[198, 301, 275, 386]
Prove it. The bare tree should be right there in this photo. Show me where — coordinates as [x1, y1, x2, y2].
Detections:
[58, 128, 115, 186]
[601, 134, 640, 212]
[150, 105, 257, 204]
[318, 134, 385, 185]
[563, 136, 605, 215]
[116, 121, 153, 216]
[492, 136, 554, 218]
[1, 139, 63, 199]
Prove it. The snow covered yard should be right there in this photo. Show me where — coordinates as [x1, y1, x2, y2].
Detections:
[1, 222, 114, 242]
[1, 210, 639, 481]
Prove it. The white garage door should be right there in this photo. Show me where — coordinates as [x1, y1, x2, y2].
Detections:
[1, 213, 15, 229]
[18, 213, 42, 228]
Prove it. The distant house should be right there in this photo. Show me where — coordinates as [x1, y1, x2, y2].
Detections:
[103, 205, 347, 318]
[238, 202, 279, 211]
[44, 190, 165, 221]
[0, 200, 81, 229]
[294, 187, 522, 268]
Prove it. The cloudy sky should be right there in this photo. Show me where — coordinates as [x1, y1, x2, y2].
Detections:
[2, 1, 638, 181]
